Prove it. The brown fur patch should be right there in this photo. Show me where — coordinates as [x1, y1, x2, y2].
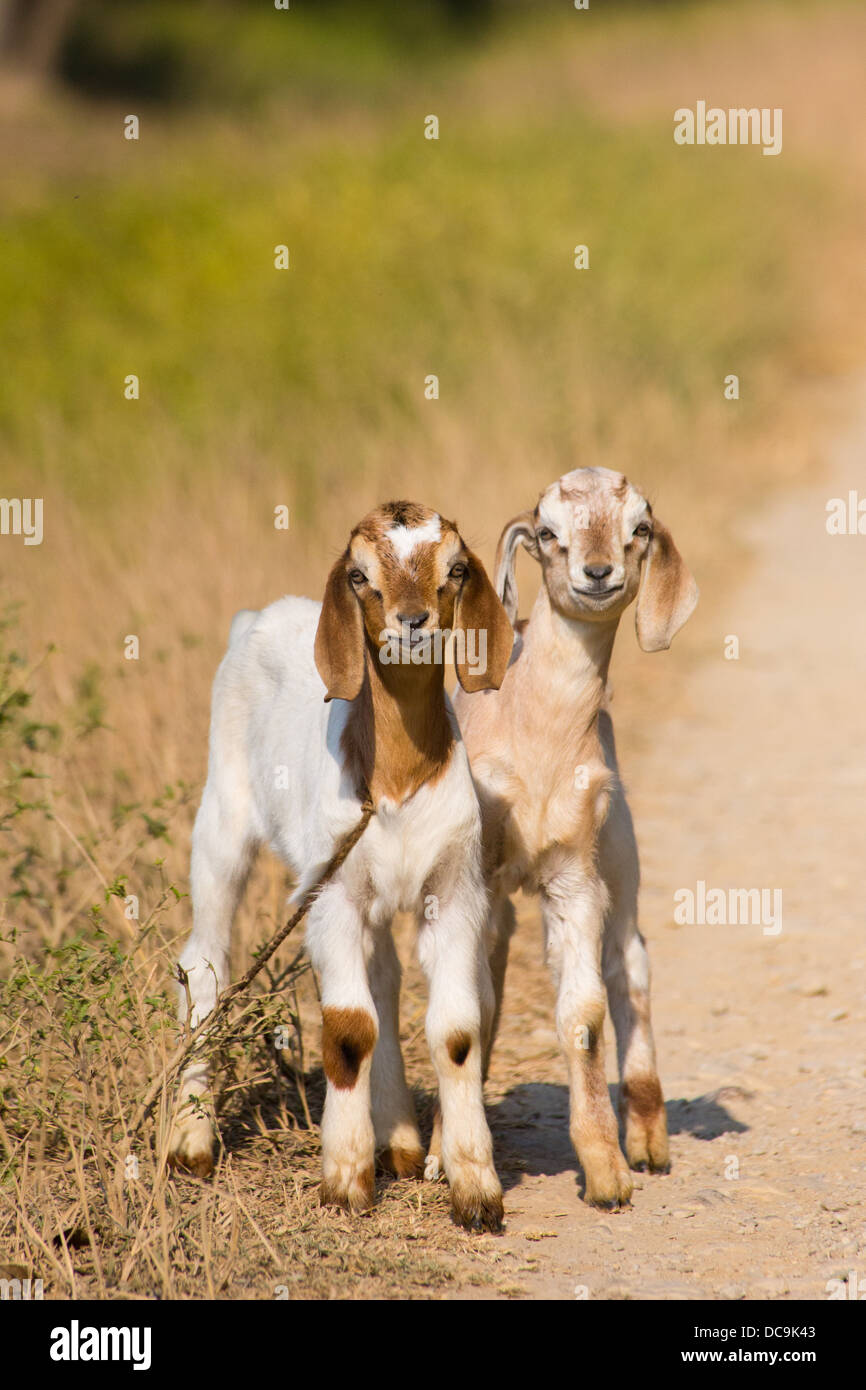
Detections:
[635, 518, 698, 652]
[621, 1072, 665, 1120]
[450, 1185, 504, 1234]
[168, 1150, 214, 1180]
[314, 553, 366, 702]
[446, 1030, 472, 1066]
[354, 499, 435, 538]
[378, 1144, 426, 1180]
[319, 1163, 376, 1213]
[321, 1006, 377, 1090]
[340, 653, 455, 804]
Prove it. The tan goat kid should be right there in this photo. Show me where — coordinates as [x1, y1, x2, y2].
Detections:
[451, 467, 698, 1207]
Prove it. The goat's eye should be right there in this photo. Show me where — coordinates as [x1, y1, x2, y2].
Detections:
[348, 569, 366, 586]
[536, 528, 555, 544]
[633, 522, 652, 539]
[449, 562, 467, 580]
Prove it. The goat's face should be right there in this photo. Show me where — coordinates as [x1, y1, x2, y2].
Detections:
[315, 500, 515, 701]
[497, 468, 698, 652]
[532, 468, 651, 622]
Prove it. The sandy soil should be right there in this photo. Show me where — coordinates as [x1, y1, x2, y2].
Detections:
[428, 376, 866, 1300]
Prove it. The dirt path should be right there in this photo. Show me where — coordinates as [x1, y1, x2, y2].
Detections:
[442, 377, 866, 1300]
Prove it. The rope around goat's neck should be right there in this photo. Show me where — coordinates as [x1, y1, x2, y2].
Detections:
[128, 797, 376, 1140]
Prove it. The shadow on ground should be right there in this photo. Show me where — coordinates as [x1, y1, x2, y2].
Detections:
[487, 1082, 749, 1194]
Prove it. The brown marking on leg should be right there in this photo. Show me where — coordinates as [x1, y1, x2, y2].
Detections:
[378, 1144, 426, 1180]
[321, 1006, 377, 1090]
[450, 1182, 505, 1234]
[167, 1149, 214, 1180]
[621, 1073, 664, 1120]
[621, 1072, 670, 1173]
[319, 1163, 376, 1214]
[446, 1030, 472, 1067]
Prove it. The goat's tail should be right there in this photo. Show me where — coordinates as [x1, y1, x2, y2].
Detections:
[228, 608, 259, 647]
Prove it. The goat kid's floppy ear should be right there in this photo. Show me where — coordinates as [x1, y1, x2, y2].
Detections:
[454, 548, 515, 693]
[314, 555, 366, 702]
[494, 511, 539, 624]
[635, 519, 699, 653]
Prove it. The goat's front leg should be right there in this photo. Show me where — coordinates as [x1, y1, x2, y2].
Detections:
[418, 880, 503, 1232]
[368, 928, 425, 1179]
[542, 871, 633, 1208]
[307, 883, 378, 1214]
[425, 890, 513, 1181]
[600, 790, 669, 1173]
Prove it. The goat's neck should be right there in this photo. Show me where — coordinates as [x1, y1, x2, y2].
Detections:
[520, 587, 618, 735]
[342, 642, 454, 805]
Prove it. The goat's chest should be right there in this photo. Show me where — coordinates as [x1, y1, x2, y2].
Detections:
[480, 749, 612, 893]
[352, 763, 479, 926]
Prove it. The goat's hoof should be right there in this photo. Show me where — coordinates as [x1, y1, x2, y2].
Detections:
[378, 1144, 426, 1180]
[167, 1117, 216, 1179]
[625, 1117, 670, 1175]
[450, 1181, 504, 1234]
[424, 1152, 442, 1182]
[621, 1077, 669, 1173]
[628, 1149, 670, 1175]
[319, 1164, 376, 1215]
[583, 1160, 634, 1209]
[168, 1149, 214, 1180]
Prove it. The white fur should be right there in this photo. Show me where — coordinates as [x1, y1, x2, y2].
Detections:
[386, 516, 442, 559]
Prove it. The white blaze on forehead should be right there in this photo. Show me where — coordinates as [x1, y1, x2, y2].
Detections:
[386, 515, 442, 560]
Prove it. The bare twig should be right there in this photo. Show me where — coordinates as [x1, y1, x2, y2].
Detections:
[126, 800, 374, 1143]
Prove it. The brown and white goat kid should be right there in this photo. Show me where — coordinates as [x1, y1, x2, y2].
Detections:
[451, 468, 698, 1207]
[168, 501, 514, 1231]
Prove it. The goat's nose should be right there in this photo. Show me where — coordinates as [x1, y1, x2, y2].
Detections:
[396, 610, 430, 630]
[583, 563, 613, 582]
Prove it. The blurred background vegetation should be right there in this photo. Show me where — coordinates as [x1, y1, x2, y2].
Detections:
[0, 0, 854, 513]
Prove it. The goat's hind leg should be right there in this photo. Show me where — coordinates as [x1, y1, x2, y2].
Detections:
[482, 891, 516, 1079]
[168, 785, 257, 1177]
[600, 795, 669, 1174]
[369, 928, 425, 1180]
